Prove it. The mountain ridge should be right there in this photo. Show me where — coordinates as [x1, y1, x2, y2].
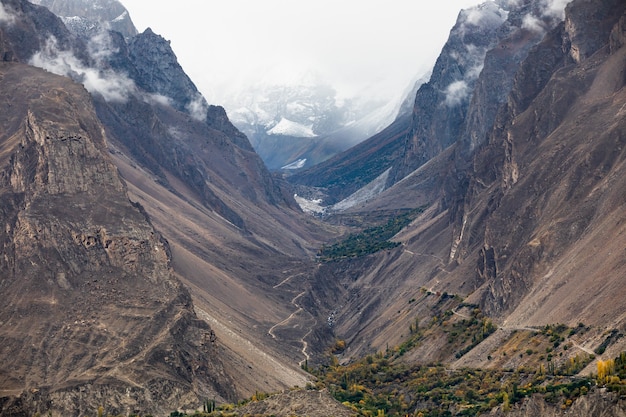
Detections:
[299, 0, 626, 368]
[2, 0, 626, 415]
[0, 60, 235, 416]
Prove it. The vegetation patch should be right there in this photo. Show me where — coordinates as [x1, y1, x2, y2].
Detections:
[309, 354, 593, 416]
[317, 207, 425, 262]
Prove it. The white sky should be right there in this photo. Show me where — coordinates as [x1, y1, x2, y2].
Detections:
[120, 1, 484, 107]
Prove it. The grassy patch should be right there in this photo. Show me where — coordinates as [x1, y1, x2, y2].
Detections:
[318, 207, 425, 262]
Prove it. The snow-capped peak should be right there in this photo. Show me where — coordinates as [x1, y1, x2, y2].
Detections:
[267, 117, 317, 137]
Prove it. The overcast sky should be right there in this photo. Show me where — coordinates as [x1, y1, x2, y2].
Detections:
[120, 1, 485, 107]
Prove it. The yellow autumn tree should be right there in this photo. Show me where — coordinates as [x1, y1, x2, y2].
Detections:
[597, 359, 615, 384]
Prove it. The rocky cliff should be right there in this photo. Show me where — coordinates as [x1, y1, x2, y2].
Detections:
[288, 0, 563, 206]
[31, 0, 137, 40]
[299, 0, 626, 371]
[0, 0, 85, 62]
[1, 0, 323, 407]
[0, 62, 234, 416]
[457, 0, 626, 319]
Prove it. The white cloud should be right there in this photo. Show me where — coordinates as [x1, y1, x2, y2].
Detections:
[522, 14, 546, 33]
[120, 0, 486, 110]
[144, 93, 172, 107]
[541, 0, 571, 19]
[29, 36, 136, 103]
[86, 28, 117, 64]
[464, 2, 508, 28]
[444, 80, 471, 107]
[0, 3, 16, 25]
[186, 93, 208, 121]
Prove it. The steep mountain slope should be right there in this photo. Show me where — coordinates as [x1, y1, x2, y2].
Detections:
[0, 61, 234, 416]
[0, 0, 329, 413]
[82, 26, 332, 396]
[303, 0, 626, 370]
[463, 0, 626, 323]
[289, 0, 564, 207]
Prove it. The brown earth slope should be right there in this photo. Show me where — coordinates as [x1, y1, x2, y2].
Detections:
[0, 62, 234, 417]
[306, 0, 626, 370]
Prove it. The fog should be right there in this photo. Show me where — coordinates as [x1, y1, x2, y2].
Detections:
[30, 34, 137, 102]
[0, 2, 16, 24]
[119, 0, 486, 108]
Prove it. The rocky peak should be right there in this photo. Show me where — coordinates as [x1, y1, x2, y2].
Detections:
[0, 0, 85, 62]
[128, 28, 207, 118]
[564, 0, 625, 63]
[390, 0, 551, 184]
[31, 0, 138, 40]
[206, 103, 254, 151]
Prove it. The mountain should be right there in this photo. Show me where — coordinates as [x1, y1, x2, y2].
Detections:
[288, 0, 563, 207]
[226, 77, 413, 171]
[30, 0, 137, 39]
[0, 0, 328, 415]
[0, 58, 234, 417]
[3, 0, 626, 415]
[296, 0, 626, 371]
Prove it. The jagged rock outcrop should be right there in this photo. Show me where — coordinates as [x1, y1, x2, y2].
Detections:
[128, 28, 206, 117]
[390, 1, 510, 184]
[457, 0, 626, 317]
[106, 28, 295, 222]
[31, 0, 138, 40]
[0, 61, 235, 416]
[564, 0, 625, 63]
[0, 0, 85, 62]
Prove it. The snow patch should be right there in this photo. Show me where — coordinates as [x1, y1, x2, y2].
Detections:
[294, 194, 325, 215]
[267, 117, 317, 137]
[281, 159, 307, 170]
[113, 11, 128, 23]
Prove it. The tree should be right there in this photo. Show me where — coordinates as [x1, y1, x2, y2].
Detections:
[597, 359, 615, 384]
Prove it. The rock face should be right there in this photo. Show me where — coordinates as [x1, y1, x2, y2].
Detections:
[1, 0, 318, 410]
[457, 0, 626, 318]
[390, 1, 509, 183]
[101, 27, 296, 226]
[0, 0, 85, 62]
[297, 0, 626, 368]
[0, 0, 246, 403]
[0, 62, 235, 416]
[483, 390, 626, 417]
[288, 0, 563, 205]
[128, 28, 205, 117]
[31, 0, 138, 40]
